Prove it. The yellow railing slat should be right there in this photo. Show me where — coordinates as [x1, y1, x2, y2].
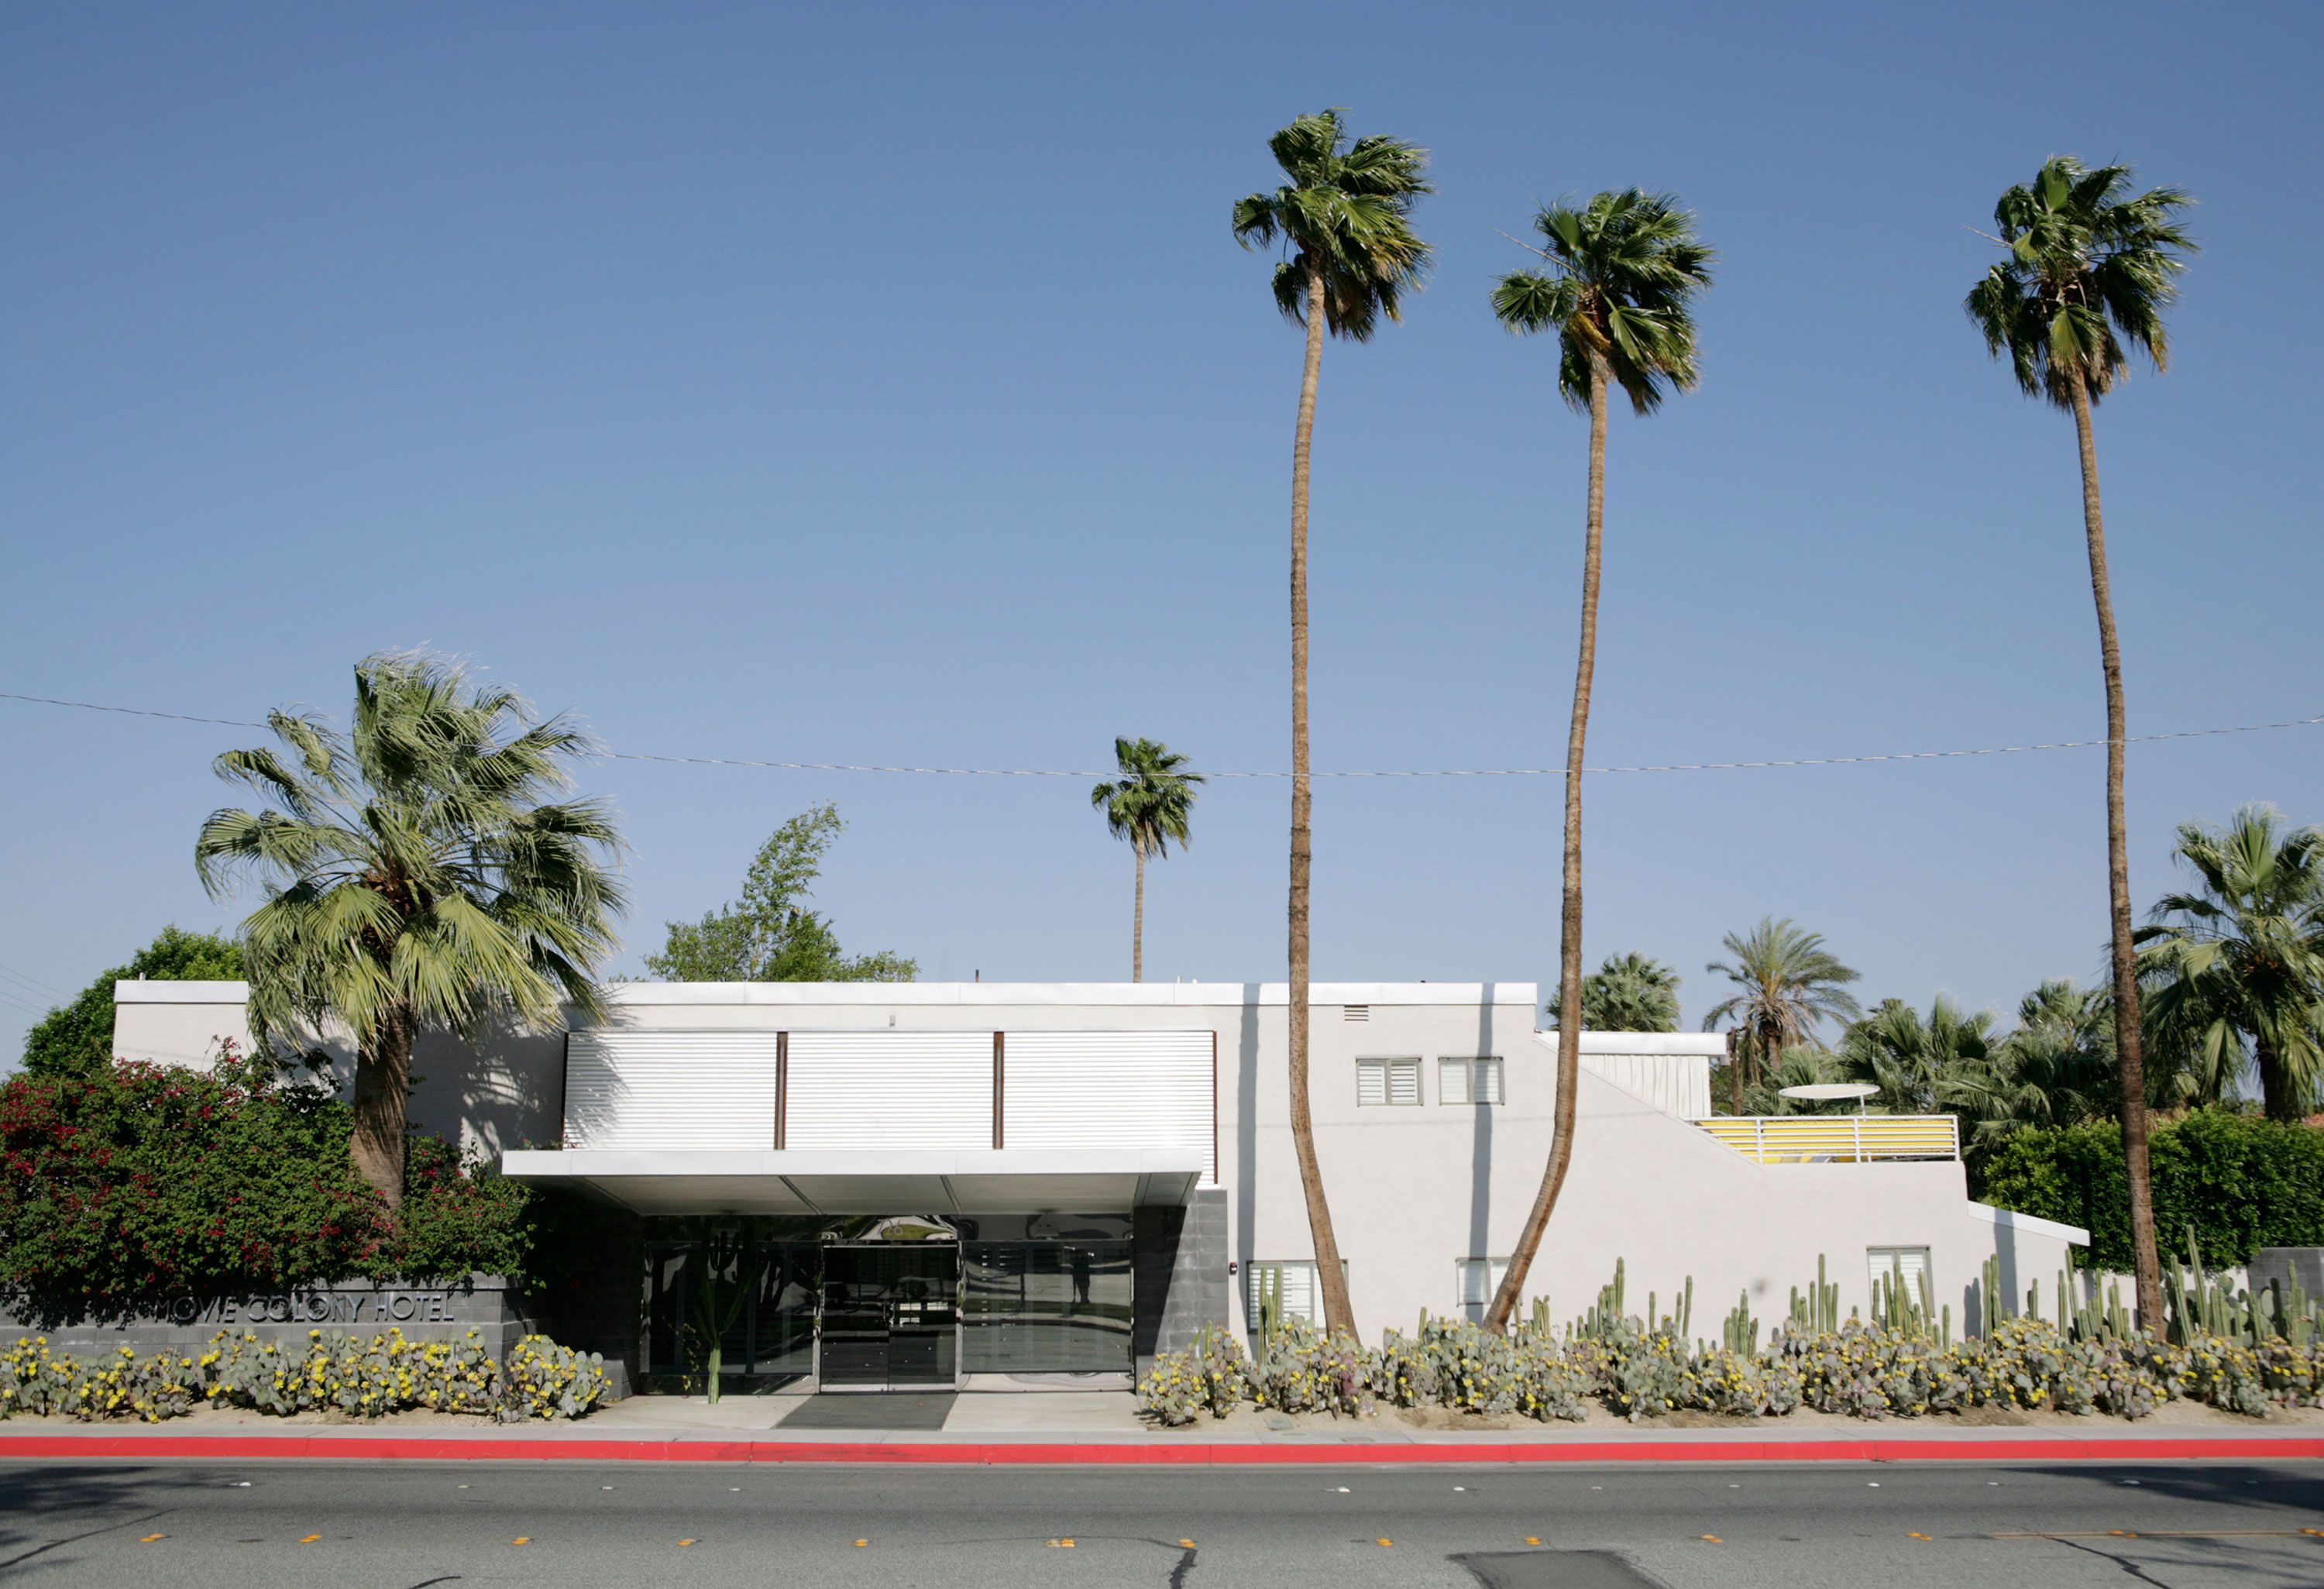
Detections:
[1686, 1114, 1958, 1164]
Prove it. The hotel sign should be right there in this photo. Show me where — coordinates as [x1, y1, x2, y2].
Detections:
[161, 1286, 471, 1328]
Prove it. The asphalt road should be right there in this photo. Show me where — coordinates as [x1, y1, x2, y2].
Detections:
[1, 1459, 2319, 1588]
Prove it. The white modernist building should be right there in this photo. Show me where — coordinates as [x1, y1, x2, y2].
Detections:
[114, 978, 2085, 1392]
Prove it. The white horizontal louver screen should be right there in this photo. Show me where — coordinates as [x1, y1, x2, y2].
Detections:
[1002, 1030, 1214, 1183]
[1357, 1060, 1388, 1106]
[785, 1031, 992, 1150]
[564, 1031, 782, 1150]
[1475, 1058, 1504, 1104]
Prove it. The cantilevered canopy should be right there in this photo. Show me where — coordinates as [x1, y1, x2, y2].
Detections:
[500, 1148, 1205, 1217]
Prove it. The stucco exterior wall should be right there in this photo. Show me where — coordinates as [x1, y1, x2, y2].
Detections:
[113, 980, 2074, 1345]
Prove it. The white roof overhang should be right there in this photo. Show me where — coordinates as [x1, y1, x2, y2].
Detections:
[500, 1148, 1204, 1217]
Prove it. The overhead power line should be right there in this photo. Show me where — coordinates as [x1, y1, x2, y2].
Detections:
[3, 689, 2321, 780]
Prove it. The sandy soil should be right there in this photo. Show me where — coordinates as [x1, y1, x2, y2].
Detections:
[1144, 1395, 2324, 1434]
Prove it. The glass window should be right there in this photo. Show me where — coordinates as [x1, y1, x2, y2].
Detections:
[1357, 1057, 1421, 1106]
[1440, 1057, 1504, 1104]
[643, 1235, 818, 1379]
[960, 1240, 1133, 1374]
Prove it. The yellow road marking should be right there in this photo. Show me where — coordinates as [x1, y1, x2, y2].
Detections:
[139, 1534, 166, 1543]
[512, 1537, 531, 1546]
[1525, 1536, 1541, 1546]
[678, 1539, 696, 1547]
[1908, 1532, 1932, 1541]
[1376, 1538, 1393, 1547]
[1701, 1535, 1722, 1543]
[299, 1534, 322, 1543]
[1179, 1538, 1196, 1548]
[854, 1539, 868, 1547]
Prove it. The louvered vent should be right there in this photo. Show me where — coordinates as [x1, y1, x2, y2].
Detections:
[1343, 1005, 1370, 1023]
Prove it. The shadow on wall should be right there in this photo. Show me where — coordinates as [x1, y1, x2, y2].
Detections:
[273, 1015, 565, 1162]
[1466, 985, 1495, 1319]
[1236, 985, 1260, 1333]
[411, 1015, 565, 1158]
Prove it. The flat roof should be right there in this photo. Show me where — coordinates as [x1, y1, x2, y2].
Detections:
[121, 979, 1541, 1007]
[503, 1148, 1205, 1216]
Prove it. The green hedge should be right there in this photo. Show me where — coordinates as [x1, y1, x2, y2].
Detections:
[1974, 1109, 2324, 1271]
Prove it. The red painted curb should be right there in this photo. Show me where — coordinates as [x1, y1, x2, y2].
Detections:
[0, 1434, 2319, 1465]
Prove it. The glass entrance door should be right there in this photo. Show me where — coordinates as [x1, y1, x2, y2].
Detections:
[820, 1244, 959, 1388]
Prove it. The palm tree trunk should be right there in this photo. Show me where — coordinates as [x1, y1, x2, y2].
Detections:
[2069, 369, 2163, 1331]
[1728, 1034, 1744, 1117]
[1287, 256, 1353, 1338]
[2254, 1037, 2297, 1123]
[1486, 348, 1611, 1332]
[1133, 838, 1147, 983]
[351, 1003, 414, 1210]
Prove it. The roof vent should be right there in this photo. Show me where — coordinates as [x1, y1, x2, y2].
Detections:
[1343, 1005, 1370, 1023]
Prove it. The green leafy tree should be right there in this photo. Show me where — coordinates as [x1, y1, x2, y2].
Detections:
[646, 803, 916, 982]
[2136, 806, 2324, 1123]
[21, 926, 242, 1077]
[1544, 951, 1682, 1033]
[1089, 738, 1205, 983]
[196, 651, 627, 1207]
[1966, 153, 2195, 1329]
[1702, 917, 1862, 1116]
[1234, 108, 1430, 1339]
[1484, 191, 1713, 1334]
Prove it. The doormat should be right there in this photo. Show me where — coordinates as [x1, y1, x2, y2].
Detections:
[777, 1392, 959, 1431]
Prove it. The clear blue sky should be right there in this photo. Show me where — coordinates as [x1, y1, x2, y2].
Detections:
[5, 2, 2320, 1062]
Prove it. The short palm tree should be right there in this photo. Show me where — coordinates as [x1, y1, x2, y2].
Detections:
[1482, 191, 1712, 1333]
[1841, 996, 2003, 1120]
[1234, 108, 1429, 1338]
[1995, 979, 2119, 1127]
[2137, 806, 2324, 1122]
[1966, 153, 2195, 1327]
[195, 652, 627, 1206]
[1701, 917, 1862, 1116]
[1090, 738, 1205, 982]
[1545, 951, 1682, 1033]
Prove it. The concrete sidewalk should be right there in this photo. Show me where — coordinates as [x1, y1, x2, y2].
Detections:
[3, 1395, 2322, 1463]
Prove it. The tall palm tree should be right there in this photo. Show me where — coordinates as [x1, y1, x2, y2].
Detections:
[1234, 109, 1429, 1338]
[1482, 190, 1714, 1333]
[1090, 737, 1205, 982]
[195, 652, 627, 1206]
[1967, 154, 2196, 1328]
[2136, 806, 2324, 1122]
[1701, 917, 1862, 1116]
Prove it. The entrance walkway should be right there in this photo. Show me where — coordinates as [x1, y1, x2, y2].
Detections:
[778, 1393, 956, 1431]
[583, 1390, 1143, 1435]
